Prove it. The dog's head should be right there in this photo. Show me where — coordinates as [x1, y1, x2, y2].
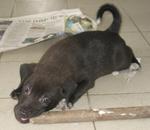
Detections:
[14, 75, 65, 123]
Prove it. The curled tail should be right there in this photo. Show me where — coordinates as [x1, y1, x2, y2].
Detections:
[96, 4, 121, 33]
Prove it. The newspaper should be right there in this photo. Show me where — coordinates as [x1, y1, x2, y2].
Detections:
[0, 9, 97, 52]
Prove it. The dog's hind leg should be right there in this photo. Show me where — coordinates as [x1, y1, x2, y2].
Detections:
[10, 63, 37, 99]
[69, 80, 95, 106]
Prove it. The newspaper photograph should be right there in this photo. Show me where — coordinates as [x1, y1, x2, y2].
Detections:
[0, 9, 97, 52]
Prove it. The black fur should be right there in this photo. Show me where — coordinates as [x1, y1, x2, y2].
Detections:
[11, 4, 140, 123]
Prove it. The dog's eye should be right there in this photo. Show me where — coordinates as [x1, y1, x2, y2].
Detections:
[24, 85, 31, 95]
[43, 97, 49, 103]
[39, 97, 49, 105]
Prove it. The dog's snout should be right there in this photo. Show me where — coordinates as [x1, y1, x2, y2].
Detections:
[19, 109, 28, 118]
[18, 106, 33, 117]
[15, 105, 31, 123]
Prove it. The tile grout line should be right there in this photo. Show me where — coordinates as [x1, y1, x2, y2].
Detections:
[87, 92, 97, 130]
[66, 0, 69, 9]
[0, 97, 11, 99]
[88, 91, 150, 96]
[117, 2, 150, 47]
[0, 60, 36, 63]
[0, 52, 4, 62]
[142, 31, 150, 33]
[0, 53, 3, 60]
[92, 122, 97, 130]
[87, 92, 92, 109]
[10, 0, 16, 18]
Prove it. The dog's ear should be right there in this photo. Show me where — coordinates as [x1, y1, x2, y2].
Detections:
[20, 63, 37, 81]
[60, 80, 78, 98]
[10, 63, 37, 99]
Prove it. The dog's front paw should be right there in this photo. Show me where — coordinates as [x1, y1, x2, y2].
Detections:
[56, 98, 73, 110]
[67, 102, 73, 109]
[10, 89, 20, 100]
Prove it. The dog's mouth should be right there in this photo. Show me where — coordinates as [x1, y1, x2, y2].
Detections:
[19, 117, 29, 123]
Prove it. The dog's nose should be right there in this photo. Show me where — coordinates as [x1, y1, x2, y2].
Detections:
[20, 110, 27, 117]
[19, 106, 32, 116]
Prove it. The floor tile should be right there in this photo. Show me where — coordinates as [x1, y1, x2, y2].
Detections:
[95, 118, 150, 130]
[89, 93, 150, 108]
[127, 12, 150, 32]
[118, 0, 150, 31]
[13, 0, 68, 17]
[0, 0, 15, 17]
[0, 99, 94, 130]
[89, 57, 150, 95]
[120, 32, 150, 57]
[68, 0, 117, 8]
[118, 0, 150, 12]
[72, 96, 90, 110]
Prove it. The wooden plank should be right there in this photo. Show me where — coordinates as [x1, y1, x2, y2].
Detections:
[30, 106, 150, 124]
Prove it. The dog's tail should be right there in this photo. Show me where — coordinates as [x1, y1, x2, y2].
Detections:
[96, 4, 121, 33]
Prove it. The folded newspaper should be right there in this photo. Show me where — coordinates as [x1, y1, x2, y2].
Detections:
[0, 9, 97, 52]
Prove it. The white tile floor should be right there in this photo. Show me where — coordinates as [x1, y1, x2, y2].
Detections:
[0, 0, 150, 130]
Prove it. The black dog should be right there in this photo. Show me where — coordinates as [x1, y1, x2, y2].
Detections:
[11, 4, 140, 123]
